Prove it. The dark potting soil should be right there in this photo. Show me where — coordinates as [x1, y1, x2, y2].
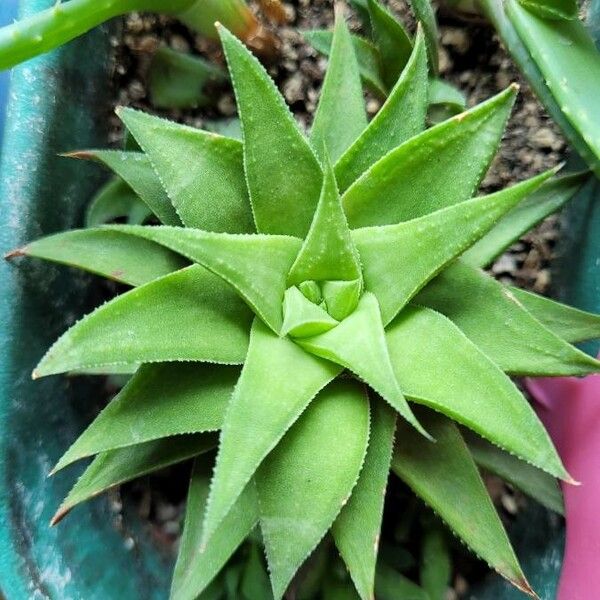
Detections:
[88, 1, 567, 596]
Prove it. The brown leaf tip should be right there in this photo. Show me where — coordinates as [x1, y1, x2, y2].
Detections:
[50, 506, 69, 527]
[4, 247, 27, 260]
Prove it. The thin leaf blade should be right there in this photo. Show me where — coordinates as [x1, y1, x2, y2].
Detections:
[386, 305, 569, 480]
[391, 409, 532, 596]
[117, 109, 254, 233]
[218, 25, 323, 237]
[201, 318, 342, 549]
[343, 87, 517, 227]
[258, 380, 370, 599]
[53, 363, 238, 472]
[332, 397, 396, 600]
[335, 30, 428, 193]
[310, 8, 368, 163]
[34, 265, 252, 377]
[7, 228, 187, 287]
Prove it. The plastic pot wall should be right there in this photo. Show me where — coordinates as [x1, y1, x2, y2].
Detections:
[0, 1, 173, 598]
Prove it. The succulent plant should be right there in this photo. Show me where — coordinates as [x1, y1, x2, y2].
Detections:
[8, 7, 600, 600]
[0, 0, 283, 71]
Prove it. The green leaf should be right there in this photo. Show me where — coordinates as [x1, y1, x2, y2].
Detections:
[355, 172, 553, 325]
[201, 318, 341, 549]
[298, 293, 429, 439]
[427, 77, 466, 123]
[302, 30, 387, 98]
[335, 30, 428, 193]
[506, 0, 600, 167]
[386, 304, 568, 480]
[343, 87, 517, 227]
[281, 286, 338, 338]
[310, 8, 367, 163]
[257, 380, 370, 599]
[73, 150, 182, 227]
[416, 261, 600, 376]
[52, 433, 216, 525]
[85, 177, 151, 227]
[479, 0, 600, 177]
[375, 564, 428, 600]
[240, 544, 273, 600]
[34, 265, 252, 377]
[463, 429, 564, 515]
[510, 287, 600, 343]
[148, 45, 227, 109]
[462, 172, 587, 268]
[517, 0, 577, 20]
[53, 362, 238, 473]
[218, 25, 323, 237]
[391, 409, 532, 596]
[367, 0, 413, 89]
[288, 158, 361, 285]
[420, 526, 451, 600]
[117, 109, 254, 233]
[109, 225, 302, 334]
[321, 279, 362, 321]
[8, 228, 187, 287]
[172, 461, 260, 600]
[332, 398, 396, 600]
[408, 0, 439, 74]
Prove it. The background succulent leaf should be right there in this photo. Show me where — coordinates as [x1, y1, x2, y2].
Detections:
[510, 287, 600, 343]
[506, 0, 600, 165]
[386, 305, 569, 480]
[257, 380, 370, 599]
[420, 524, 451, 600]
[218, 25, 323, 237]
[52, 433, 217, 525]
[298, 293, 429, 439]
[427, 77, 467, 123]
[406, 0, 439, 74]
[172, 462, 260, 600]
[517, 0, 577, 20]
[464, 429, 564, 515]
[332, 398, 396, 600]
[367, 0, 413, 89]
[110, 225, 302, 333]
[335, 30, 428, 193]
[301, 30, 387, 98]
[34, 265, 252, 377]
[462, 171, 587, 268]
[240, 544, 273, 600]
[148, 45, 227, 109]
[85, 177, 152, 227]
[354, 171, 552, 325]
[202, 318, 342, 549]
[6, 228, 187, 287]
[416, 261, 600, 376]
[391, 409, 531, 595]
[310, 8, 367, 163]
[375, 563, 428, 600]
[288, 158, 361, 285]
[342, 87, 517, 227]
[479, 0, 600, 176]
[53, 363, 238, 473]
[74, 149, 182, 226]
[117, 109, 254, 233]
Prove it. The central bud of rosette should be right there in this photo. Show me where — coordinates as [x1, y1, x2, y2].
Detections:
[281, 278, 362, 338]
[280, 160, 363, 339]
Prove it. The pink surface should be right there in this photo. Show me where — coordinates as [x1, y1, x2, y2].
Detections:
[527, 365, 600, 600]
